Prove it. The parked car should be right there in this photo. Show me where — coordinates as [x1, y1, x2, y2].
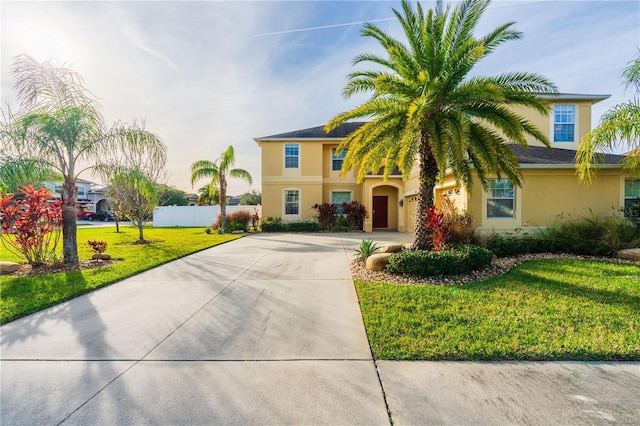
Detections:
[87, 210, 116, 221]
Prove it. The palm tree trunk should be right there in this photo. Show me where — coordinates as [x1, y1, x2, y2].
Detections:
[220, 178, 227, 230]
[412, 132, 438, 251]
[61, 178, 79, 264]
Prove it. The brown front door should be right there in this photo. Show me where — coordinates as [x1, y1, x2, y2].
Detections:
[373, 196, 388, 228]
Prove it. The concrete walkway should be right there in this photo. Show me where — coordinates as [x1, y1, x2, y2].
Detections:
[1, 233, 639, 425]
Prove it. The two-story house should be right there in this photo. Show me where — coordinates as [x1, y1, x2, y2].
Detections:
[255, 93, 636, 233]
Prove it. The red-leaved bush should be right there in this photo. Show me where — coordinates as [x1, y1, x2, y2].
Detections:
[424, 206, 451, 252]
[0, 185, 62, 266]
[312, 203, 337, 230]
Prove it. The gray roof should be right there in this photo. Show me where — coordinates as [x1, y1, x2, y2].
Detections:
[256, 120, 626, 166]
[511, 145, 625, 165]
[256, 122, 367, 140]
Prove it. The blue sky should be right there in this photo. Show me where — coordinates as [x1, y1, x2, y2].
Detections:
[1, 0, 639, 195]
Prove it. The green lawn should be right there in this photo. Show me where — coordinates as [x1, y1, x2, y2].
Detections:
[356, 259, 640, 360]
[0, 226, 240, 324]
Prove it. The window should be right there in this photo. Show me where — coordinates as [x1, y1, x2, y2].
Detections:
[284, 144, 299, 169]
[487, 179, 515, 218]
[54, 184, 62, 194]
[284, 190, 299, 215]
[331, 191, 351, 214]
[624, 179, 640, 218]
[553, 105, 575, 142]
[77, 186, 85, 197]
[332, 149, 346, 171]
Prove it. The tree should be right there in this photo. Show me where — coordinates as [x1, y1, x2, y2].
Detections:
[157, 184, 189, 206]
[96, 124, 167, 243]
[190, 145, 252, 229]
[197, 182, 220, 205]
[0, 54, 166, 263]
[240, 189, 261, 205]
[577, 52, 640, 182]
[0, 155, 60, 194]
[325, 0, 555, 250]
[105, 168, 158, 242]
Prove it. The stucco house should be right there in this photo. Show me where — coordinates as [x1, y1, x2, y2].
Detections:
[44, 178, 110, 213]
[255, 93, 638, 233]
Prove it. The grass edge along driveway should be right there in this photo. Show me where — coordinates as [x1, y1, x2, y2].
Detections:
[356, 258, 640, 361]
[0, 227, 240, 324]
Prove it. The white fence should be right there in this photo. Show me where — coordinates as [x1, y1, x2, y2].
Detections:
[153, 205, 261, 227]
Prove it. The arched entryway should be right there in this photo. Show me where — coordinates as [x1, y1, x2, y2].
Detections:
[368, 184, 402, 231]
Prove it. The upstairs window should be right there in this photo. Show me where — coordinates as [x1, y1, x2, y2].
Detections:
[54, 184, 62, 194]
[77, 186, 86, 197]
[553, 105, 575, 142]
[332, 149, 346, 171]
[284, 190, 299, 215]
[284, 144, 299, 169]
[331, 191, 351, 214]
[487, 179, 515, 218]
[624, 179, 640, 219]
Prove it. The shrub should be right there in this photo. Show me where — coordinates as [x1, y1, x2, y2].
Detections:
[553, 214, 640, 256]
[331, 215, 351, 232]
[225, 221, 243, 232]
[0, 185, 62, 266]
[355, 239, 379, 262]
[386, 245, 493, 277]
[485, 234, 558, 257]
[261, 217, 285, 232]
[312, 203, 337, 230]
[285, 221, 321, 232]
[260, 217, 321, 233]
[440, 196, 477, 245]
[342, 201, 367, 231]
[624, 198, 640, 227]
[485, 214, 640, 258]
[424, 206, 450, 251]
[87, 240, 107, 255]
[213, 210, 253, 231]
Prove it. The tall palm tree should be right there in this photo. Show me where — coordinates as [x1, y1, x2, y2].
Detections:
[325, 0, 556, 250]
[1, 54, 166, 264]
[191, 145, 252, 229]
[577, 52, 640, 181]
[197, 182, 220, 205]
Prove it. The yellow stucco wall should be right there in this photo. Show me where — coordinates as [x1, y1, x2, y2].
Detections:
[510, 100, 593, 150]
[519, 169, 623, 226]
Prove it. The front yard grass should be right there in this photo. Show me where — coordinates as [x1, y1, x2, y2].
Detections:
[0, 226, 240, 324]
[356, 258, 640, 360]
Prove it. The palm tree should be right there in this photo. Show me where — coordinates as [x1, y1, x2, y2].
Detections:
[197, 182, 220, 205]
[577, 52, 640, 181]
[0, 156, 60, 194]
[191, 145, 252, 229]
[325, 0, 556, 250]
[1, 54, 166, 264]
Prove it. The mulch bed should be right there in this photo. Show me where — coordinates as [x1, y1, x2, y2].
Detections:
[8, 259, 120, 277]
[352, 253, 639, 286]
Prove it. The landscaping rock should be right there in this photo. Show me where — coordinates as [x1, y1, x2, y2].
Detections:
[0, 261, 22, 273]
[92, 253, 112, 260]
[379, 244, 404, 254]
[616, 248, 640, 261]
[365, 253, 393, 271]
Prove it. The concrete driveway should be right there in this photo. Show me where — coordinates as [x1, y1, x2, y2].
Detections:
[1, 232, 639, 425]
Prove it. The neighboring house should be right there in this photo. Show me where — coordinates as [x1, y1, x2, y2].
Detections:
[255, 93, 638, 233]
[44, 178, 110, 213]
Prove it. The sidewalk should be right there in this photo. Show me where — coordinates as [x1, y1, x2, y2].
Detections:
[1, 233, 638, 425]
